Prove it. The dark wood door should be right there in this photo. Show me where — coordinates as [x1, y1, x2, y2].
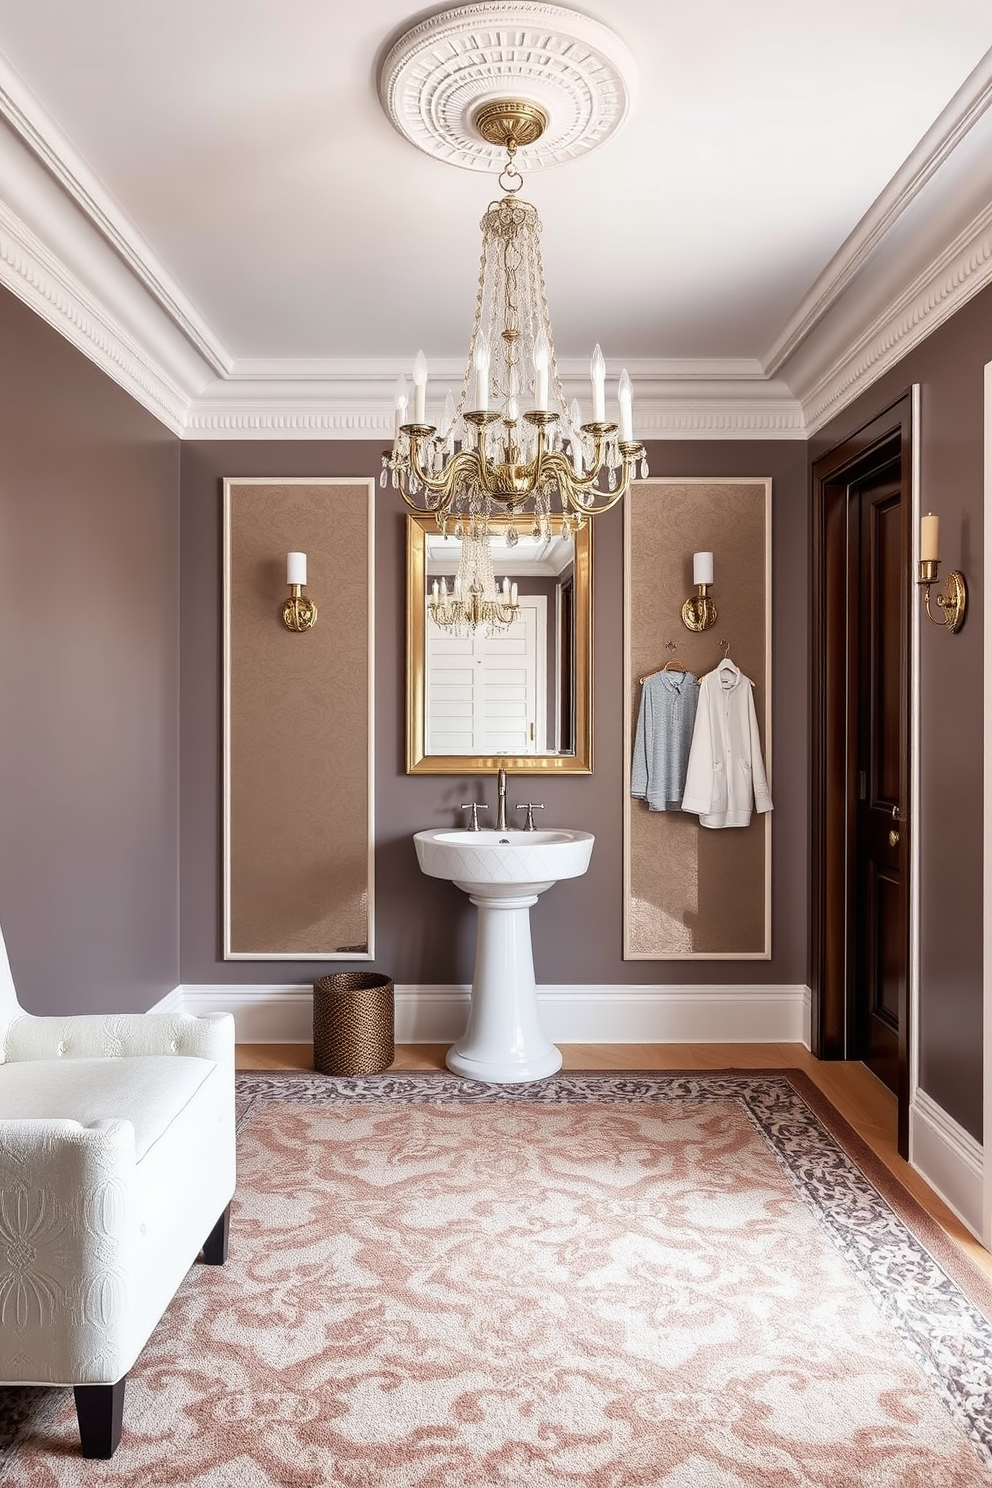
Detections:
[853, 463, 908, 1093]
[811, 394, 913, 1156]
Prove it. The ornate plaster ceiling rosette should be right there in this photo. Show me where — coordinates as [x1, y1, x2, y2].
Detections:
[378, 2, 638, 171]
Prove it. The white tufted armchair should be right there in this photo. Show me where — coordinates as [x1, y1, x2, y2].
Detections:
[0, 920, 236, 1458]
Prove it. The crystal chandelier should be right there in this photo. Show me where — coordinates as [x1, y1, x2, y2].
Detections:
[382, 100, 648, 544]
[428, 524, 520, 636]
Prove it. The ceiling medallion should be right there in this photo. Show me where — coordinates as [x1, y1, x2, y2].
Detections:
[378, 2, 638, 172]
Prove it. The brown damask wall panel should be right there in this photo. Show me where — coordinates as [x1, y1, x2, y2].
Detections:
[224, 480, 374, 958]
[625, 479, 771, 959]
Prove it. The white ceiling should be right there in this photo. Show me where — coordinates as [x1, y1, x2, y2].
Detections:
[0, 1, 990, 437]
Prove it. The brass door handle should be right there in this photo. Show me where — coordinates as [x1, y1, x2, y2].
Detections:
[891, 805, 907, 823]
[889, 828, 900, 847]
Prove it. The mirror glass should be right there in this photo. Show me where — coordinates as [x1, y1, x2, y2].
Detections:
[406, 513, 592, 773]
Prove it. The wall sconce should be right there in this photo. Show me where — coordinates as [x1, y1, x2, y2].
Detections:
[682, 551, 717, 632]
[918, 513, 966, 633]
[282, 551, 317, 631]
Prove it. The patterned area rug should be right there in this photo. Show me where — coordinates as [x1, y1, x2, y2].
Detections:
[3, 1070, 992, 1486]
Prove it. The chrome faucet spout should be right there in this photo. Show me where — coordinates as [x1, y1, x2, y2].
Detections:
[496, 766, 508, 831]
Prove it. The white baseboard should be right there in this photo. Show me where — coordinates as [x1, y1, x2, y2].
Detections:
[147, 985, 185, 1016]
[910, 1088, 984, 1240]
[178, 982, 810, 1047]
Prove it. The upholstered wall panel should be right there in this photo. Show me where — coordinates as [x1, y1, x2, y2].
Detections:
[625, 479, 771, 958]
[224, 479, 374, 958]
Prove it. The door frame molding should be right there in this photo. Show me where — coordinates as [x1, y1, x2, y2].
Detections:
[983, 362, 992, 1249]
[810, 390, 919, 1157]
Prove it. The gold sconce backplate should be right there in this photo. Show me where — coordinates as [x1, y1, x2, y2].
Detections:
[282, 588, 317, 632]
[681, 589, 717, 633]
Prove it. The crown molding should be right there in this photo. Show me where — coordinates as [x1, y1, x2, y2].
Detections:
[0, 197, 190, 435]
[0, 46, 990, 446]
[0, 50, 230, 377]
[185, 373, 806, 440]
[765, 49, 992, 376]
[796, 196, 992, 435]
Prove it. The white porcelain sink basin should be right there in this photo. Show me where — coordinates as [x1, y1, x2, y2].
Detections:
[414, 827, 594, 897]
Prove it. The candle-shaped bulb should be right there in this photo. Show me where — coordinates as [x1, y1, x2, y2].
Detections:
[412, 349, 428, 423]
[287, 552, 307, 587]
[618, 368, 633, 441]
[920, 512, 940, 562]
[440, 576, 448, 598]
[393, 373, 408, 438]
[510, 582, 518, 606]
[570, 398, 584, 474]
[590, 343, 606, 422]
[533, 329, 550, 411]
[453, 574, 462, 598]
[432, 579, 439, 599]
[502, 576, 510, 596]
[693, 551, 714, 587]
[473, 333, 491, 411]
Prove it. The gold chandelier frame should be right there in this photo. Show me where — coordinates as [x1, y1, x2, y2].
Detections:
[383, 101, 647, 536]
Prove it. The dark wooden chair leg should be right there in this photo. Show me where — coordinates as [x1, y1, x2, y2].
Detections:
[202, 1201, 231, 1265]
[74, 1378, 125, 1458]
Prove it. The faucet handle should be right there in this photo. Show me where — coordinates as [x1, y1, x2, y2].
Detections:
[516, 802, 545, 831]
[460, 803, 487, 831]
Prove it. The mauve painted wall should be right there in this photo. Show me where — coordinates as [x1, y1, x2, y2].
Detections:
[810, 279, 991, 1141]
[180, 440, 808, 988]
[0, 286, 181, 1014]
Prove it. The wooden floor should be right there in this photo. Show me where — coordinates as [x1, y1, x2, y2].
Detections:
[237, 1040, 992, 1280]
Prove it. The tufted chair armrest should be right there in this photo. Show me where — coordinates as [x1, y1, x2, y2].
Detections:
[3, 1011, 234, 1067]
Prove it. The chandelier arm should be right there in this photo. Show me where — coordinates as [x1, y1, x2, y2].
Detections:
[539, 451, 639, 516]
[405, 439, 477, 506]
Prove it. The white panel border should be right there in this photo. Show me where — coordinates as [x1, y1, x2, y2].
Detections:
[222, 477, 376, 960]
[623, 478, 773, 960]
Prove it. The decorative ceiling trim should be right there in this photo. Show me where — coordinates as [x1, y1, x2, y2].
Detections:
[798, 198, 992, 435]
[0, 43, 988, 446]
[765, 50, 992, 376]
[378, 3, 637, 171]
[0, 50, 230, 377]
[184, 379, 806, 440]
[0, 198, 189, 435]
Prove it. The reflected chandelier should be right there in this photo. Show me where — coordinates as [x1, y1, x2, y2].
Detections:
[429, 525, 520, 636]
[382, 100, 648, 543]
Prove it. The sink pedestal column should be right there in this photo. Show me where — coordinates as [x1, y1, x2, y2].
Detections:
[445, 886, 562, 1083]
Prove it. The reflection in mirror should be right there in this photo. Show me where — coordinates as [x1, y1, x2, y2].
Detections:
[407, 514, 592, 774]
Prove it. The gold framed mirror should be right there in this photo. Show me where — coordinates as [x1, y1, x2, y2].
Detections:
[406, 513, 592, 774]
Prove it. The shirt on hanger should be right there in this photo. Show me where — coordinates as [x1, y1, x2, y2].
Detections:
[680, 660, 772, 828]
[631, 669, 700, 811]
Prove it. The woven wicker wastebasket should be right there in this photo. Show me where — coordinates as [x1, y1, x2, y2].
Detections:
[312, 972, 394, 1075]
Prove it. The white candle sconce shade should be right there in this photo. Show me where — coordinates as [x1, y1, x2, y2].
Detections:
[682, 551, 717, 632]
[917, 513, 966, 632]
[282, 552, 318, 632]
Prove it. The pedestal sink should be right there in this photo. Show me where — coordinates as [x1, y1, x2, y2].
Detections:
[413, 827, 595, 1083]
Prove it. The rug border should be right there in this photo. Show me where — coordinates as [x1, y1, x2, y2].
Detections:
[769, 1067, 992, 1316]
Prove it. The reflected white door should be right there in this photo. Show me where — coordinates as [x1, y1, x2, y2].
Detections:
[426, 596, 546, 754]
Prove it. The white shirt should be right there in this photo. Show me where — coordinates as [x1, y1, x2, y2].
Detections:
[680, 661, 773, 828]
